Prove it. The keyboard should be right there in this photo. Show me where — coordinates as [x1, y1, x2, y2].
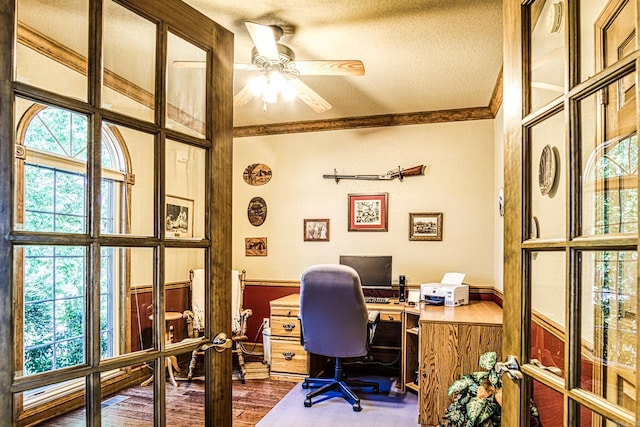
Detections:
[364, 296, 390, 304]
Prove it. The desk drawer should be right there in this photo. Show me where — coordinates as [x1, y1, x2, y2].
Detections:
[271, 316, 301, 338]
[271, 339, 307, 375]
[270, 306, 299, 317]
[379, 311, 402, 322]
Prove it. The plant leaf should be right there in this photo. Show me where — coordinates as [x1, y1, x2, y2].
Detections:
[448, 377, 474, 395]
[465, 397, 486, 423]
[476, 400, 500, 424]
[479, 352, 497, 370]
[489, 370, 501, 387]
[472, 371, 489, 383]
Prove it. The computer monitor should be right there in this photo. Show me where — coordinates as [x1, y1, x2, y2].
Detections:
[339, 255, 392, 288]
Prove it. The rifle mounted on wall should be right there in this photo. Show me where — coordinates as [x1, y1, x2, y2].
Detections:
[323, 165, 425, 183]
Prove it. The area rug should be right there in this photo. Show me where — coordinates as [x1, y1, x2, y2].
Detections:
[256, 376, 419, 427]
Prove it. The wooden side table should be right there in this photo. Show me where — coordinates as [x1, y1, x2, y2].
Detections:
[141, 311, 183, 387]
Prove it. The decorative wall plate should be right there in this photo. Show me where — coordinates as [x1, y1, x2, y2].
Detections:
[247, 197, 267, 226]
[243, 163, 272, 186]
[538, 144, 557, 196]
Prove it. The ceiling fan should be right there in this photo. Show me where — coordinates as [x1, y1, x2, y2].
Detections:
[174, 21, 365, 113]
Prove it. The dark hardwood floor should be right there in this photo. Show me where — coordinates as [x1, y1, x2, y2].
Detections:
[39, 377, 296, 426]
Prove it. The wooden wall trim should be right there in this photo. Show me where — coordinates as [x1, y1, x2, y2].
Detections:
[488, 67, 504, 117]
[233, 106, 495, 137]
[16, 22, 205, 134]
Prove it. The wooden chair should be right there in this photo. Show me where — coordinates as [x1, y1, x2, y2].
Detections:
[182, 269, 253, 382]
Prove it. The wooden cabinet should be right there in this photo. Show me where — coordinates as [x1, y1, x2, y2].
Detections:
[404, 301, 503, 427]
[269, 294, 310, 381]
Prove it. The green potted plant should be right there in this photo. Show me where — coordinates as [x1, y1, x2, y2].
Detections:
[438, 352, 540, 426]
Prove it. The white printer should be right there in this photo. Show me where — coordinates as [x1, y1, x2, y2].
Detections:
[420, 272, 469, 307]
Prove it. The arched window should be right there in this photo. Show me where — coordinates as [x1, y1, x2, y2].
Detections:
[17, 104, 128, 375]
[583, 134, 638, 370]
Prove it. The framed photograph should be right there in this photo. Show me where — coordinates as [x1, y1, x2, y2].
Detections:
[348, 193, 388, 232]
[165, 195, 194, 238]
[304, 219, 330, 241]
[409, 212, 443, 241]
[245, 237, 267, 256]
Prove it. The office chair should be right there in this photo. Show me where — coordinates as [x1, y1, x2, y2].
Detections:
[183, 269, 253, 382]
[299, 264, 380, 412]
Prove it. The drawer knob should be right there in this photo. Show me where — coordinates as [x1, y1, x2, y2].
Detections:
[282, 323, 296, 332]
[282, 351, 295, 361]
[388, 315, 394, 321]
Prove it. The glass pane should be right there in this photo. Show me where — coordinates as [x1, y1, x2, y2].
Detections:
[530, 251, 566, 376]
[530, 0, 565, 112]
[101, 124, 155, 236]
[129, 248, 156, 353]
[18, 379, 87, 424]
[101, 247, 154, 360]
[530, 112, 566, 239]
[579, 404, 633, 426]
[166, 32, 207, 138]
[15, 102, 89, 234]
[15, 0, 88, 101]
[165, 248, 205, 346]
[532, 379, 564, 426]
[165, 140, 205, 240]
[14, 245, 87, 378]
[165, 352, 205, 425]
[580, 250, 637, 411]
[580, 73, 637, 237]
[580, 0, 635, 82]
[102, 1, 156, 122]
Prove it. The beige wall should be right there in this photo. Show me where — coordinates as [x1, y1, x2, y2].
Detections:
[493, 106, 504, 293]
[233, 119, 497, 288]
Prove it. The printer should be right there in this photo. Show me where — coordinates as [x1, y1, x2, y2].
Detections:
[420, 272, 469, 307]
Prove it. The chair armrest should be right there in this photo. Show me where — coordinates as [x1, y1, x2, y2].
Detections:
[368, 310, 380, 324]
[367, 310, 380, 351]
[298, 314, 306, 346]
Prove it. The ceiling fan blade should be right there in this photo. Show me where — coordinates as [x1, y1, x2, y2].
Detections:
[291, 60, 365, 76]
[233, 84, 254, 107]
[172, 61, 205, 69]
[245, 21, 279, 61]
[288, 78, 332, 113]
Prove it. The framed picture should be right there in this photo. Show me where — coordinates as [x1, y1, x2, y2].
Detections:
[304, 219, 330, 241]
[165, 195, 194, 238]
[348, 193, 388, 232]
[409, 212, 443, 241]
[245, 237, 267, 256]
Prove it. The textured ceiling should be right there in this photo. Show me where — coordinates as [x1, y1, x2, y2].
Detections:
[183, 0, 504, 128]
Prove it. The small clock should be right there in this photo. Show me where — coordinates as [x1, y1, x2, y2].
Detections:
[538, 144, 557, 196]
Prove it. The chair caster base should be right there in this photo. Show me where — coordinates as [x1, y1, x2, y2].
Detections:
[352, 403, 362, 412]
[304, 398, 312, 407]
[302, 382, 309, 389]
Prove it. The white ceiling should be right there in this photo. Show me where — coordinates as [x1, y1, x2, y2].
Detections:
[183, 0, 504, 128]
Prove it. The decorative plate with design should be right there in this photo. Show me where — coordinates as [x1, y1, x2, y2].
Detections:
[243, 163, 272, 186]
[538, 144, 557, 196]
[247, 197, 267, 226]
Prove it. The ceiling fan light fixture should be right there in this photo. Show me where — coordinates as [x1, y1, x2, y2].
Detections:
[248, 74, 268, 96]
[281, 80, 297, 101]
[262, 84, 278, 104]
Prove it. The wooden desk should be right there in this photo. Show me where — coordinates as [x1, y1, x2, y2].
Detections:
[268, 294, 405, 381]
[403, 301, 502, 426]
[268, 295, 503, 426]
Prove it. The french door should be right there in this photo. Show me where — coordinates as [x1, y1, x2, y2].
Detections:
[503, 0, 638, 425]
[0, 0, 233, 425]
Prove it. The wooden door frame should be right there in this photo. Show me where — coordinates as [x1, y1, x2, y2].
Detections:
[502, 0, 527, 424]
[0, 0, 234, 425]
